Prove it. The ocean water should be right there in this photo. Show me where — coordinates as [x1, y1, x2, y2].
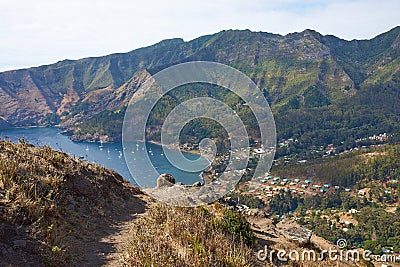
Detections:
[0, 127, 206, 186]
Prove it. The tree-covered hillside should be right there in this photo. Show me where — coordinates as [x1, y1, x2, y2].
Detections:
[0, 27, 399, 154]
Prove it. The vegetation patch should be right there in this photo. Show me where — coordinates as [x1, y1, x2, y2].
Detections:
[121, 203, 255, 267]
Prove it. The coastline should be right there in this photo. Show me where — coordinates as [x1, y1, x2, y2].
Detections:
[1, 126, 206, 185]
[147, 140, 202, 156]
[148, 140, 211, 186]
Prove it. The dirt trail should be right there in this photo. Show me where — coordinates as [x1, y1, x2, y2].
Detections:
[83, 216, 138, 266]
[76, 194, 153, 267]
[0, 188, 152, 267]
[101, 219, 136, 266]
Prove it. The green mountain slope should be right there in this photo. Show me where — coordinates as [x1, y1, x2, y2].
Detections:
[0, 27, 399, 148]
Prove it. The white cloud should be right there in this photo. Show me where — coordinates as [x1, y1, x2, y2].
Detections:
[0, 0, 399, 71]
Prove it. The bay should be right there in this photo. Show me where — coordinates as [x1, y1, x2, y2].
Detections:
[0, 127, 206, 186]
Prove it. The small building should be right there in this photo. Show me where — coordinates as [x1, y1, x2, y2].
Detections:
[349, 209, 359, 214]
[254, 148, 265, 154]
[305, 179, 312, 184]
[345, 188, 352, 192]
[323, 184, 331, 188]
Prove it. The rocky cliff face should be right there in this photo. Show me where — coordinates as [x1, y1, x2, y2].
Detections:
[58, 69, 152, 128]
[0, 38, 196, 126]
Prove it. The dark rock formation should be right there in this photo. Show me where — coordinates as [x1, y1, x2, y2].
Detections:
[156, 173, 176, 188]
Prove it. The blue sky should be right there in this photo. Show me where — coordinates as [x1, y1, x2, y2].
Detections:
[0, 0, 399, 71]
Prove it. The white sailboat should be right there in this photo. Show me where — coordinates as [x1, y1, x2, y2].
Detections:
[99, 140, 103, 150]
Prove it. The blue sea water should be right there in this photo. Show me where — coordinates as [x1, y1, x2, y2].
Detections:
[0, 127, 205, 186]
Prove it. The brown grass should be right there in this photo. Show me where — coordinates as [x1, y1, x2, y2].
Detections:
[0, 138, 143, 266]
[121, 203, 256, 267]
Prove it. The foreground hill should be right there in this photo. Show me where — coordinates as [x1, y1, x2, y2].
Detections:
[0, 141, 261, 266]
[1, 140, 372, 267]
[0, 139, 148, 266]
[0, 27, 399, 147]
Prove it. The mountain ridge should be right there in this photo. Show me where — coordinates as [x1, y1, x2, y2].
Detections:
[0, 27, 399, 147]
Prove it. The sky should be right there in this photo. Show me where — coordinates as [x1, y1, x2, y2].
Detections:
[1, 0, 399, 72]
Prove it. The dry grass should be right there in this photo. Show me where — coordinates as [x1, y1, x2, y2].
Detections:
[121, 203, 256, 267]
[0, 139, 71, 264]
[0, 138, 142, 266]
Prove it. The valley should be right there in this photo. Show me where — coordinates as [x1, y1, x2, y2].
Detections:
[0, 26, 400, 266]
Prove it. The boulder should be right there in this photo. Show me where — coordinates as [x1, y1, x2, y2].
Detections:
[282, 227, 312, 246]
[156, 174, 176, 188]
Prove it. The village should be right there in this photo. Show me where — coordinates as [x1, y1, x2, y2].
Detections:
[243, 173, 350, 202]
[179, 132, 398, 210]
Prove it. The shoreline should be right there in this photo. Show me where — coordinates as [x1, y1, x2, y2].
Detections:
[148, 140, 211, 185]
[147, 140, 202, 156]
[3, 127, 203, 161]
[1, 126, 208, 186]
